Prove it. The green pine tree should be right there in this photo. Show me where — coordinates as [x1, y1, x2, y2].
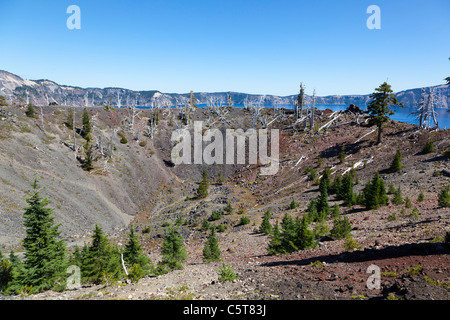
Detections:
[218, 172, 225, 185]
[363, 172, 389, 210]
[331, 175, 342, 195]
[81, 140, 94, 171]
[12, 179, 67, 294]
[25, 103, 36, 118]
[438, 185, 450, 208]
[81, 224, 122, 284]
[390, 150, 403, 172]
[388, 183, 396, 195]
[332, 204, 340, 218]
[338, 146, 346, 163]
[330, 215, 352, 240]
[306, 199, 318, 223]
[280, 213, 297, 253]
[320, 168, 331, 192]
[123, 226, 153, 276]
[289, 198, 299, 210]
[259, 210, 273, 235]
[293, 216, 315, 250]
[196, 169, 209, 199]
[421, 141, 435, 154]
[340, 173, 355, 207]
[316, 177, 330, 219]
[367, 82, 404, 144]
[417, 192, 425, 202]
[81, 107, 92, 141]
[392, 186, 404, 205]
[157, 226, 187, 274]
[267, 221, 284, 255]
[202, 228, 221, 262]
[404, 196, 411, 209]
[0, 95, 8, 106]
[224, 202, 233, 214]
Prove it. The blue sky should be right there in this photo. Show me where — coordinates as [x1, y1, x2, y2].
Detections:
[0, 0, 449, 96]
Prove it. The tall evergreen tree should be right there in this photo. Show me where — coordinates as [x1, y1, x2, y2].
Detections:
[390, 150, 403, 172]
[259, 210, 273, 235]
[25, 103, 36, 118]
[196, 169, 209, 199]
[392, 186, 404, 205]
[280, 213, 297, 253]
[81, 107, 92, 141]
[363, 172, 389, 210]
[331, 175, 342, 195]
[81, 141, 94, 171]
[306, 198, 318, 223]
[320, 168, 331, 193]
[294, 216, 315, 250]
[157, 226, 187, 274]
[316, 177, 330, 219]
[267, 221, 283, 255]
[340, 173, 355, 207]
[13, 179, 67, 293]
[367, 82, 404, 144]
[202, 228, 221, 262]
[81, 224, 122, 284]
[123, 226, 153, 275]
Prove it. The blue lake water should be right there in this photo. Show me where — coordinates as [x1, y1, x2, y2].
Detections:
[315, 105, 450, 130]
[134, 103, 450, 129]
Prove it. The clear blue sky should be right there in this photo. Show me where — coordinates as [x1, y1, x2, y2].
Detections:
[0, 0, 449, 96]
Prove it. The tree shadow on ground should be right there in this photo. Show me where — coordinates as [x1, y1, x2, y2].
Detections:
[319, 140, 367, 160]
[260, 242, 449, 268]
[422, 155, 448, 163]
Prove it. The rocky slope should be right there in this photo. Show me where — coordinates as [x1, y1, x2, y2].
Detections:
[1, 103, 449, 301]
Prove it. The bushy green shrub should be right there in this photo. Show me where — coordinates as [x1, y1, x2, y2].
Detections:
[217, 263, 238, 282]
[238, 216, 250, 226]
[208, 210, 223, 222]
[438, 185, 450, 208]
[267, 214, 315, 255]
[330, 215, 352, 240]
[342, 237, 361, 251]
[417, 192, 425, 202]
[422, 141, 435, 154]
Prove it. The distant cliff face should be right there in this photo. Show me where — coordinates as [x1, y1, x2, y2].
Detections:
[0, 70, 448, 109]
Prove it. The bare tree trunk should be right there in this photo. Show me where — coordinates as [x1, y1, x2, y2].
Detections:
[309, 89, 315, 131]
[121, 254, 128, 276]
